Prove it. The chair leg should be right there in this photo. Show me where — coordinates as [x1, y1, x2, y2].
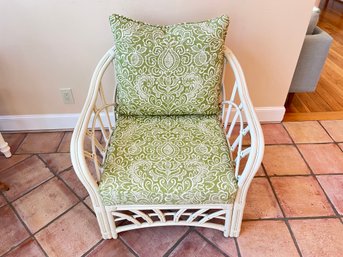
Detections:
[223, 205, 233, 237]
[105, 207, 118, 239]
[0, 133, 11, 158]
[229, 201, 244, 237]
[94, 206, 116, 239]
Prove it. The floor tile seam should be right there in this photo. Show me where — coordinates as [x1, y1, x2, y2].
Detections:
[163, 227, 193, 257]
[117, 236, 140, 257]
[81, 198, 96, 215]
[36, 155, 87, 202]
[57, 150, 70, 153]
[267, 173, 343, 177]
[243, 215, 340, 222]
[12, 133, 28, 155]
[13, 151, 69, 155]
[54, 165, 75, 177]
[5, 175, 56, 204]
[284, 219, 303, 257]
[317, 120, 343, 153]
[292, 143, 342, 218]
[282, 121, 333, 144]
[0, 154, 33, 174]
[294, 141, 338, 145]
[6, 155, 84, 236]
[54, 131, 66, 153]
[260, 163, 285, 217]
[233, 237, 242, 257]
[193, 228, 232, 257]
[0, 192, 50, 257]
[80, 239, 104, 257]
[31, 201, 81, 236]
[35, 152, 73, 176]
[317, 120, 342, 142]
[262, 162, 303, 257]
[56, 132, 69, 152]
[281, 123, 325, 175]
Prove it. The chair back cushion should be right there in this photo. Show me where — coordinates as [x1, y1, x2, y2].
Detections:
[110, 14, 229, 116]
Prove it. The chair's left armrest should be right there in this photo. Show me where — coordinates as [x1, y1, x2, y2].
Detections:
[70, 48, 115, 196]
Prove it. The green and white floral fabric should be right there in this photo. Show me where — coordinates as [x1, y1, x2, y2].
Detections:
[109, 14, 229, 116]
[99, 115, 237, 205]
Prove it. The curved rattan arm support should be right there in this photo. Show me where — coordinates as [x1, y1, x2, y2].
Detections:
[70, 48, 115, 238]
[223, 46, 265, 236]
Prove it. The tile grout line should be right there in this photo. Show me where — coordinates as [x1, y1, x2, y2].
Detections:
[288, 155, 341, 219]
[12, 133, 28, 155]
[2, 152, 65, 204]
[1, 151, 94, 256]
[5, 175, 56, 205]
[56, 131, 68, 153]
[117, 237, 140, 257]
[267, 173, 343, 177]
[54, 132, 66, 153]
[294, 121, 343, 220]
[2, 140, 99, 255]
[36, 154, 96, 214]
[289, 139, 342, 219]
[80, 239, 105, 257]
[29, 201, 81, 236]
[280, 121, 343, 245]
[40, 157, 94, 214]
[233, 237, 242, 257]
[262, 162, 304, 257]
[0, 237, 47, 257]
[317, 120, 343, 149]
[163, 227, 193, 257]
[242, 215, 339, 222]
[193, 229, 232, 257]
[34, 154, 108, 253]
[0, 192, 50, 257]
[0, 154, 33, 174]
[264, 141, 342, 146]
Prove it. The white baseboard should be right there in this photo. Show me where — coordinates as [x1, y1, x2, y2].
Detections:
[0, 106, 285, 131]
[254, 106, 286, 123]
[0, 113, 81, 131]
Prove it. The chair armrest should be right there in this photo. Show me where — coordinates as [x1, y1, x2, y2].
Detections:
[70, 48, 115, 197]
[222, 46, 264, 188]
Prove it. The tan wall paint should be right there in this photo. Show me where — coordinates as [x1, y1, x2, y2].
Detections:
[0, 0, 315, 115]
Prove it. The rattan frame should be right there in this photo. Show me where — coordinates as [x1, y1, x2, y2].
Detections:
[70, 46, 264, 239]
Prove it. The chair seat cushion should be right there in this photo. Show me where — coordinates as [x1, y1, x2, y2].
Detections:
[98, 115, 237, 206]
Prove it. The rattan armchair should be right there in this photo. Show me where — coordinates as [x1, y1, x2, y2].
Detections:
[70, 44, 264, 239]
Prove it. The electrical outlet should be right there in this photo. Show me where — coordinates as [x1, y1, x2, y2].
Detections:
[60, 88, 75, 104]
[60, 88, 74, 104]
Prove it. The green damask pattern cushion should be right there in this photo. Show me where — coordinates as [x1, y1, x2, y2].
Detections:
[99, 115, 238, 206]
[109, 14, 229, 116]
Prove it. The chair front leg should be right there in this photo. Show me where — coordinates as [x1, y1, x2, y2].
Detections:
[0, 133, 11, 158]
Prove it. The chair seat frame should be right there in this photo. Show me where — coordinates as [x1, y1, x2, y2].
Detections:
[70, 46, 264, 239]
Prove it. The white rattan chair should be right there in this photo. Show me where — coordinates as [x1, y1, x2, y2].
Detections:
[71, 45, 264, 239]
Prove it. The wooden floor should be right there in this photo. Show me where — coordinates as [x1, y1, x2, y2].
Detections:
[284, 0, 343, 120]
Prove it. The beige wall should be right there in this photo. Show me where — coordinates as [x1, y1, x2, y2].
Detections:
[0, 0, 315, 115]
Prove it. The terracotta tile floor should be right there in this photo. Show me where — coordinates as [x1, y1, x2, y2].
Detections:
[0, 120, 343, 257]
